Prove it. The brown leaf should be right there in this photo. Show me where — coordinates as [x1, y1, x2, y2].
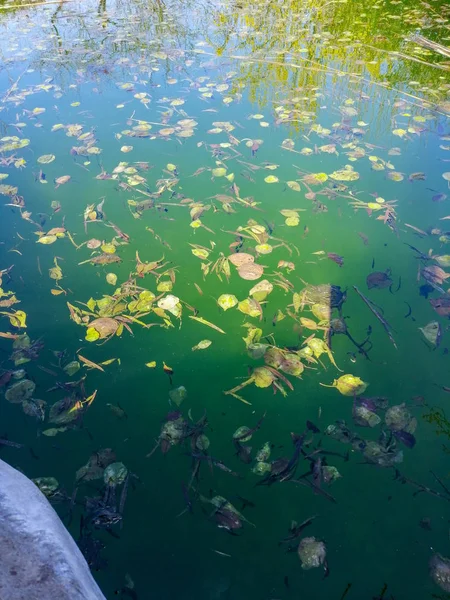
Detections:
[78, 354, 105, 372]
[238, 263, 264, 281]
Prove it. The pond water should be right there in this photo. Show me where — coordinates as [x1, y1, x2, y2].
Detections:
[1, 0, 450, 598]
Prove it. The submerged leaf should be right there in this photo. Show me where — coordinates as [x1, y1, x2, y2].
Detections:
[366, 271, 392, 290]
[419, 321, 441, 347]
[37, 154, 55, 164]
[192, 339, 212, 351]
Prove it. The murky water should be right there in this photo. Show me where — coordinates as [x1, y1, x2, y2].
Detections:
[1, 0, 450, 598]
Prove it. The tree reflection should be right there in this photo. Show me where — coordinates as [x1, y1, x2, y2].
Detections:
[0, 0, 448, 117]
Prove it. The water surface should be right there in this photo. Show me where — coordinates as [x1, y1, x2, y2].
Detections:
[1, 0, 450, 598]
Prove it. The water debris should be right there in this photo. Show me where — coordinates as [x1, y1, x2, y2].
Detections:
[353, 286, 397, 350]
[189, 316, 226, 334]
[430, 554, 450, 592]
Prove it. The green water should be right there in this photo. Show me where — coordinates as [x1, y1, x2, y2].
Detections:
[1, 0, 450, 598]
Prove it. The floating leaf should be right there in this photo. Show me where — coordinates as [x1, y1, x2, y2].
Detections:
[55, 175, 71, 187]
[191, 247, 210, 259]
[85, 327, 100, 342]
[37, 154, 55, 164]
[106, 273, 118, 286]
[305, 173, 328, 184]
[238, 298, 262, 318]
[101, 243, 116, 254]
[387, 171, 404, 182]
[0, 184, 18, 196]
[37, 235, 57, 245]
[87, 239, 102, 249]
[228, 253, 254, 266]
[264, 175, 279, 184]
[89, 318, 120, 340]
[2, 310, 27, 328]
[285, 216, 300, 226]
[238, 263, 264, 281]
[253, 367, 274, 388]
[157, 294, 180, 311]
[393, 128, 407, 138]
[249, 279, 273, 301]
[218, 294, 238, 311]
[323, 374, 368, 396]
[212, 167, 227, 177]
[157, 280, 173, 292]
[145, 361, 157, 368]
[329, 167, 359, 182]
[255, 243, 272, 254]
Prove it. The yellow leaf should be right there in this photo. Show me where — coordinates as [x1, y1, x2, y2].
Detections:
[217, 294, 238, 311]
[10, 310, 27, 328]
[37, 235, 57, 245]
[85, 327, 100, 342]
[50, 289, 64, 296]
[106, 273, 117, 286]
[255, 243, 272, 254]
[287, 181, 301, 192]
[253, 367, 274, 388]
[145, 361, 157, 368]
[264, 175, 279, 183]
[189, 315, 226, 334]
[192, 247, 209, 259]
[101, 243, 116, 254]
[329, 167, 359, 182]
